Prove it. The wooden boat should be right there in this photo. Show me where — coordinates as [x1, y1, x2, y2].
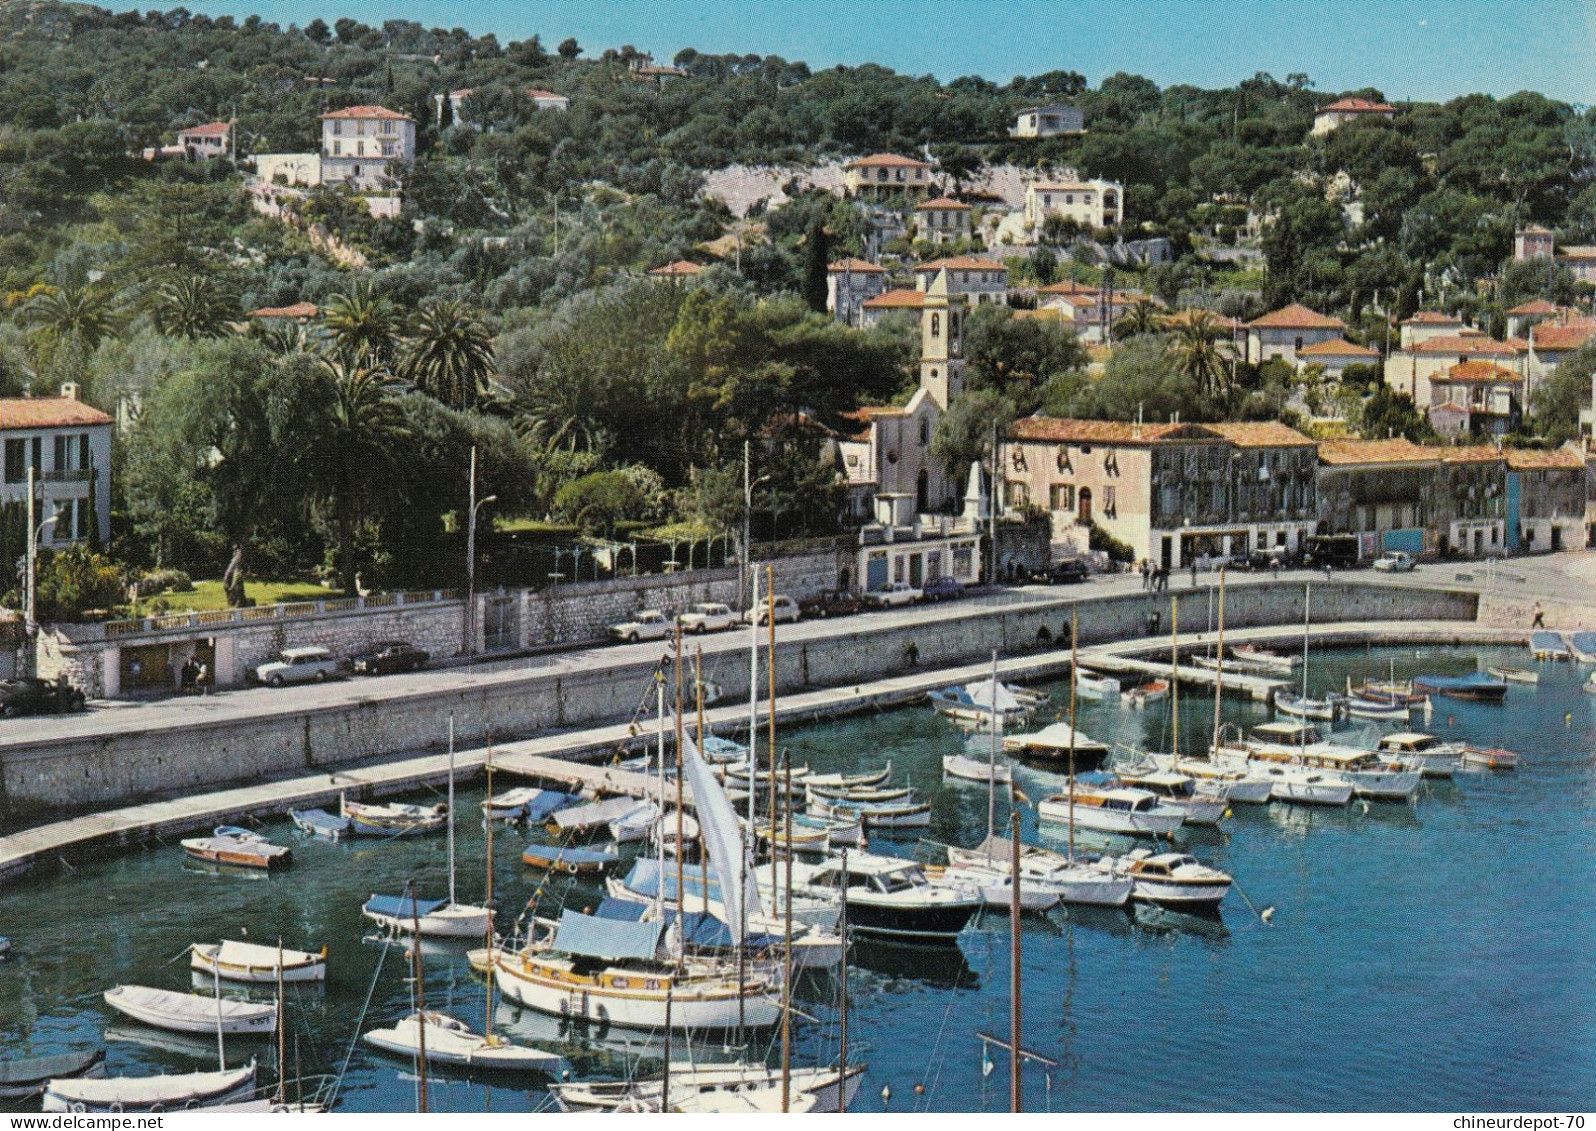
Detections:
[751, 813, 832, 852]
[1112, 849, 1232, 908]
[520, 842, 620, 873]
[1002, 722, 1111, 768]
[289, 808, 349, 840]
[1567, 632, 1596, 664]
[180, 829, 292, 871]
[1355, 679, 1427, 705]
[340, 797, 446, 837]
[0, 1050, 104, 1100]
[800, 764, 891, 790]
[189, 940, 326, 984]
[1486, 665, 1539, 684]
[607, 801, 660, 843]
[809, 794, 932, 829]
[551, 1063, 865, 1114]
[1036, 776, 1186, 836]
[43, 1060, 257, 1113]
[1120, 679, 1170, 709]
[1232, 643, 1300, 672]
[805, 782, 913, 804]
[1529, 631, 1570, 660]
[1461, 746, 1519, 771]
[482, 786, 578, 822]
[364, 1011, 563, 1073]
[104, 985, 276, 1036]
[1072, 669, 1121, 700]
[1344, 694, 1412, 721]
[942, 752, 1012, 784]
[1413, 673, 1508, 702]
[1273, 691, 1344, 722]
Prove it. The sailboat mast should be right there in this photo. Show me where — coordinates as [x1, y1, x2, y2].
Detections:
[673, 627, 686, 958]
[986, 649, 998, 860]
[1170, 596, 1180, 756]
[1067, 604, 1078, 860]
[1009, 811, 1022, 1113]
[484, 750, 495, 1041]
[275, 939, 286, 1104]
[447, 715, 456, 907]
[213, 961, 224, 1071]
[781, 753, 793, 1112]
[747, 566, 759, 830]
[837, 846, 849, 1113]
[410, 880, 428, 1113]
[767, 564, 777, 892]
[1301, 583, 1311, 754]
[655, 674, 666, 923]
[1211, 570, 1226, 756]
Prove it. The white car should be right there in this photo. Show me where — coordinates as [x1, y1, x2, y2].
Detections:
[677, 603, 739, 634]
[254, 646, 340, 687]
[861, 581, 923, 608]
[745, 595, 801, 626]
[1372, 551, 1416, 572]
[608, 609, 673, 643]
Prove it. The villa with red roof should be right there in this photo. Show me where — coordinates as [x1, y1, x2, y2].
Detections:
[911, 257, 1007, 306]
[177, 121, 231, 160]
[1426, 360, 1525, 439]
[1311, 97, 1396, 136]
[1398, 310, 1466, 349]
[1022, 178, 1123, 230]
[1383, 332, 1524, 412]
[319, 105, 415, 192]
[827, 258, 887, 326]
[841, 154, 936, 201]
[1245, 304, 1346, 365]
[913, 197, 973, 246]
[0, 390, 114, 547]
[1295, 337, 1380, 378]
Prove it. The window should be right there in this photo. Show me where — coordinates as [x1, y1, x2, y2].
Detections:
[1294, 336, 1304, 351]
[1007, 481, 1030, 507]
[79, 434, 90, 470]
[918, 418, 929, 445]
[53, 435, 69, 471]
[1065, 194, 1074, 205]
[75, 498, 89, 539]
[930, 313, 940, 338]
[4, 439, 24, 484]
[332, 140, 341, 156]
[1104, 485, 1116, 512]
[331, 121, 342, 135]
[1050, 484, 1075, 510]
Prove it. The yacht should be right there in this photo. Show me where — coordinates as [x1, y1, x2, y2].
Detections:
[1036, 775, 1186, 836]
[1374, 732, 1462, 779]
[944, 836, 1133, 908]
[1145, 753, 1273, 804]
[1112, 764, 1229, 826]
[1109, 850, 1232, 909]
[788, 854, 981, 941]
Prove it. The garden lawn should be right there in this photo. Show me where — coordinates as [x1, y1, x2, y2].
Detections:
[130, 579, 339, 615]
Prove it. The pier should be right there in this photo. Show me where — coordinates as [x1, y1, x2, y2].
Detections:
[1074, 653, 1291, 702]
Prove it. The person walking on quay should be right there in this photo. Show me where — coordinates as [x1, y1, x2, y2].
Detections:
[1158, 565, 1170, 592]
[1532, 602, 1546, 629]
[1190, 559, 1199, 588]
[1270, 557, 1281, 581]
[1141, 559, 1151, 591]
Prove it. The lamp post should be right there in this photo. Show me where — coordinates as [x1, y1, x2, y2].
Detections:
[24, 467, 59, 677]
[741, 439, 771, 609]
[462, 446, 497, 657]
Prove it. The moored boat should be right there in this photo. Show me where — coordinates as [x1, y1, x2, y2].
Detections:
[942, 752, 1012, 784]
[1072, 669, 1121, 700]
[551, 795, 651, 837]
[1121, 679, 1170, 709]
[103, 985, 276, 1036]
[1486, 665, 1539, 685]
[180, 829, 292, 871]
[1413, 673, 1508, 702]
[361, 892, 493, 938]
[1146, 754, 1273, 804]
[1232, 643, 1300, 672]
[928, 679, 1035, 726]
[606, 800, 660, 844]
[550, 1062, 865, 1114]
[788, 854, 980, 940]
[43, 1061, 257, 1113]
[1036, 775, 1186, 836]
[482, 787, 579, 823]
[945, 836, 1133, 908]
[0, 1050, 105, 1101]
[1273, 691, 1344, 722]
[1374, 732, 1462, 779]
[340, 797, 446, 837]
[1112, 849, 1232, 908]
[1461, 746, 1519, 771]
[363, 1011, 563, 1073]
[289, 808, 349, 840]
[520, 843, 620, 874]
[1112, 765, 1229, 826]
[1344, 694, 1412, 721]
[1001, 722, 1111, 768]
[809, 794, 932, 829]
[190, 940, 326, 984]
[1567, 632, 1596, 664]
[1529, 631, 1570, 661]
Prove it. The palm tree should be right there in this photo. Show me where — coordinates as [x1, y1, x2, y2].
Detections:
[151, 276, 233, 339]
[400, 299, 495, 411]
[23, 285, 120, 355]
[1167, 309, 1230, 402]
[322, 282, 400, 368]
[315, 357, 410, 592]
[1112, 297, 1163, 340]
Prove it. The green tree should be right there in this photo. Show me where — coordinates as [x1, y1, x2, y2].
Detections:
[400, 299, 496, 411]
[1167, 310, 1231, 402]
[554, 468, 656, 537]
[801, 219, 829, 314]
[33, 543, 125, 622]
[931, 388, 1016, 479]
[23, 285, 120, 356]
[1112, 298, 1163, 340]
[1360, 385, 1431, 442]
[150, 276, 233, 339]
[964, 306, 1088, 413]
[313, 358, 412, 591]
[1530, 340, 1596, 443]
[323, 282, 401, 368]
[557, 37, 581, 59]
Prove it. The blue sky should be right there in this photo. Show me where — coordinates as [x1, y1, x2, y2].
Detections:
[186, 0, 1595, 104]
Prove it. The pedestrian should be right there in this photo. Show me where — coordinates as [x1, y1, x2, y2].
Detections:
[1158, 566, 1169, 592]
[1270, 557, 1281, 581]
[1190, 559, 1199, 588]
[1532, 602, 1545, 629]
[1140, 559, 1150, 591]
[196, 661, 209, 696]
[1323, 562, 1332, 582]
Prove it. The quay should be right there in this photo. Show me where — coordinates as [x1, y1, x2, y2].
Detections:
[0, 617, 1518, 887]
[1075, 653, 1290, 701]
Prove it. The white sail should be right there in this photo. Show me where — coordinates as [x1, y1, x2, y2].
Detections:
[680, 730, 763, 941]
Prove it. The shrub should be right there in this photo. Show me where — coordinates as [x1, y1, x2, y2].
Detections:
[1088, 522, 1135, 563]
[34, 544, 127, 623]
[134, 568, 192, 597]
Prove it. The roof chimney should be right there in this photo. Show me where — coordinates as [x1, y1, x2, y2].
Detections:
[59, 382, 79, 401]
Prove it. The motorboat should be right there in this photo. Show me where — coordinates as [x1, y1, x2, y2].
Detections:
[180, 828, 292, 871]
[362, 893, 493, 939]
[520, 843, 620, 874]
[1216, 722, 1418, 800]
[1145, 754, 1273, 804]
[1529, 631, 1570, 660]
[103, 985, 276, 1036]
[551, 1062, 865, 1113]
[363, 1011, 563, 1073]
[1001, 722, 1111, 768]
[942, 753, 1012, 784]
[1111, 849, 1232, 908]
[1232, 643, 1300, 672]
[788, 854, 980, 941]
[607, 800, 660, 844]
[1461, 746, 1519, 771]
[592, 892, 844, 971]
[482, 787, 579, 823]
[1343, 694, 1413, 721]
[944, 836, 1133, 908]
[0, 1050, 104, 1101]
[1485, 665, 1539, 685]
[1413, 673, 1508, 702]
[1072, 670, 1121, 700]
[931, 860, 1059, 912]
[340, 797, 446, 837]
[808, 794, 932, 829]
[1036, 775, 1186, 837]
[1112, 764, 1229, 826]
[190, 940, 326, 984]
[1121, 679, 1170, 709]
[1273, 691, 1344, 722]
[1257, 765, 1354, 806]
[289, 808, 349, 839]
[43, 1061, 257, 1113]
[927, 679, 1035, 727]
[1568, 632, 1596, 664]
[699, 734, 748, 764]
[1373, 732, 1463, 778]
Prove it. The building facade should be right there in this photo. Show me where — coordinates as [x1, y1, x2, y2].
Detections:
[841, 154, 936, 201]
[0, 393, 114, 548]
[826, 258, 888, 326]
[1023, 179, 1123, 229]
[1245, 304, 1347, 365]
[913, 197, 973, 246]
[1310, 97, 1396, 135]
[912, 257, 1007, 306]
[1011, 105, 1085, 138]
[177, 122, 230, 159]
[319, 106, 416, 192]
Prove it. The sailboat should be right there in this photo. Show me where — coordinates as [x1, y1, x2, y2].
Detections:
[1272, 583, 1345, 722]
[363, 717, 493, 938]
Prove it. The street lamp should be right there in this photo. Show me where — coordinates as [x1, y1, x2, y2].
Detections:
[742, 438, 771, 608]
[24, 501, 60, 675]
[462, 445, 497, 657]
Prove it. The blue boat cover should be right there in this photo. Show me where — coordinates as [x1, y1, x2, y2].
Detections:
[1416, 672, 1505, 690]
[1075, 770, 1118, 786]
[523, 844, 618, 866]
[364, 894, 447, 919]
[524, 791, 581, 823]
[1570, 632, 1596, 654]
[551, 909, 663, 961]
[623, 857, 720, 901]
[592, 897, 780, 950]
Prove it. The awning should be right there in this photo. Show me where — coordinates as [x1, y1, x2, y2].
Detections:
[363, 894, 447, 919]
[550, 909, 663, 961]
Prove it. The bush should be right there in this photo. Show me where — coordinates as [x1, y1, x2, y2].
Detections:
[134, 567, 192, 597]
[34, 544, 126, 623]
[1088, 522, 1135, 564]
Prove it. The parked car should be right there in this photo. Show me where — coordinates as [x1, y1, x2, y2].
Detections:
[745, 595, 801, 625]
[254, 646, 341, 687]
[861, 581, 922, 608]
[919, 576, 966, 602]
[608, 609, 674, 643]
[0, 677, 85, 717]
[799, 590, 863, 619]
[349, 641, 429, 675]
[676, 603, 739, 634]
[1372, 551, 1417, 573]
[1033, 559, 1089, 585]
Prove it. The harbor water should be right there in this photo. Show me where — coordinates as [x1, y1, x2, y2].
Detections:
[0, 644, 1592, 1112]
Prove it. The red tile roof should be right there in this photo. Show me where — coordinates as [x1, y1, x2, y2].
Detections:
[845, 153, 932, 169]
[1205, 422, 1315, 448]
[1503, 447, 1586, 470]
[0, 398, 112, 429]
[1438, 360, 1521, 383]
[1401, 310, 1463, 325]
[249, 302, 318, 320]
[1037, 280, 1099, 296]
[915, 256, 1007, 272]
[916, 196, 971, 211]
[1408, 335, 1520, 357]
[178, 121, 230, 137]
[1247, 303, 1344, 330]
[1297, 337, 1379, 359]
[1320, 97, 1396, 114]
[1009, 418, 1209, 445]
[1557, 246, 1596, 261]
[862, 288, 927, 310]
[1439, 445, 1503, 463]
[320, 105, 412, 120]
[828, 258, 885, 274]
[1530, 322, 1596, 351]
[647, 260, 704, 277]
[1161, 309, 1244, 333]
[1506, 299, 1563, 316]
[526, 88, 566, 100]
[1317, 439, 1436, 466]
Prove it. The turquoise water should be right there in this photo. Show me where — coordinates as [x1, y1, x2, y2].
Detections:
[1, 645, 1593, 1112]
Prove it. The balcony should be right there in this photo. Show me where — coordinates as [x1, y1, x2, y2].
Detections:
[42, 469, 92, 483]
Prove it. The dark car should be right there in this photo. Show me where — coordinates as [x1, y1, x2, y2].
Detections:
[1036, 559, 1090, 585]
[348, 641, 429, 676]
[920, 575, 966, 602]
[799, 590, 862, 619]
[0, 677, 86, 717]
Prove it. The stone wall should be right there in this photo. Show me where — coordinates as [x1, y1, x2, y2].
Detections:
[1477, 590, 1590, 630]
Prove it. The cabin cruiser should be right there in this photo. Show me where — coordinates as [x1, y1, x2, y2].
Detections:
[1036, 774, 1186, 836]
[787, 854, 981, 941]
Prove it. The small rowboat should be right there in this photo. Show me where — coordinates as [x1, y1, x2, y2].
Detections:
[190, 940, 327, 984]
[181, 830, 292, 871]
[43, 1060, 257, 1113]
[809, 795, 932, 829]
[520, 843, 620, 874]
[1567, 632, 1596, 664]
[1486, 665, 1539, 684]
[1273, 692, 1343, 722]
[805, 783, 913, 804]
[289, 808, 350, 839]
[1461, 747, 1519, 771]
[341, 797, 447, 837]
[942, 753, 1012, 784]
[1344, 695, 1411, 721]
[482, 787, 578, 822]
[753, 814, 832, 852]
[0, 1050, 105, 1100]
[1529, 631, 1570, 660]
[1232, 644, 1300, 672]
[1121, 680, 1170, 709]
[1073, 670, 1121, 700]
[364, 1011, 563, 1074]
[104, 985, 276, 1036]
[800, 764, 890, 790]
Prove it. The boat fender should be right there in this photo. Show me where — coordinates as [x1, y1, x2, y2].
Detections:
[70, 1103, 86, 1113]
[109, 1103, 123, 1113]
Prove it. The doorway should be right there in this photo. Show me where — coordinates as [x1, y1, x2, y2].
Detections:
[1077, 487, 1092, 524]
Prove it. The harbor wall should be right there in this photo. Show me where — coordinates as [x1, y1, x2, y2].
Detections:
[0, 581, 1477, 819]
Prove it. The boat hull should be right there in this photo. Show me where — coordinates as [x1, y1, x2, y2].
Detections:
[190, 943, 326, 984]
[364, 903, 493, 938]
[104, 986, 276, 1036]
[1346, 768, 1423, 801]
[492, 958, 779, 1031]
[0, 1052, 105, 1101]
[42, 1064, 256, 1113]
[843, 898, 980, 940]
[1265, 775, 1353, 806]
[1036, 799, 1184, 836]
[1129, 877, 1231, 908]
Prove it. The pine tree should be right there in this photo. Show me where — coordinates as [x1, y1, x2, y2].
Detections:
[801, 220, 829, 314]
